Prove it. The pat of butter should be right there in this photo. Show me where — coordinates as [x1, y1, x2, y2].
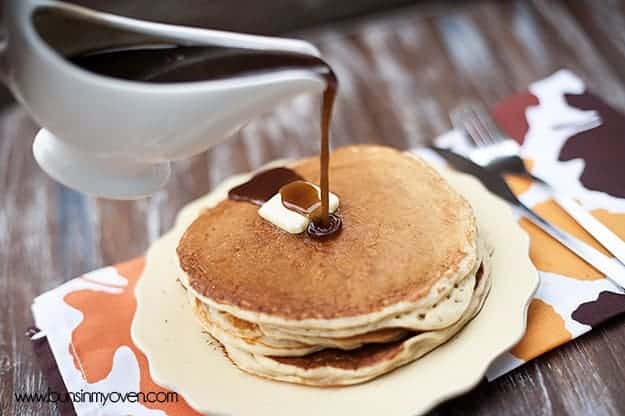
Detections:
[258, 186, 339, 234]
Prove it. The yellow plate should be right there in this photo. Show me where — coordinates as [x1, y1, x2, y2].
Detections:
[132, 158, 538, 416]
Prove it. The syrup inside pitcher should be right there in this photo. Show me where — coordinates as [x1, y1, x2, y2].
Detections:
[70, 46, 331, 85]
[33, 6, 331, 84]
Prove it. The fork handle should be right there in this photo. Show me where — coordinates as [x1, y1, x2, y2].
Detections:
[517, 203, 625, 288]
[552, 193, 625, 267]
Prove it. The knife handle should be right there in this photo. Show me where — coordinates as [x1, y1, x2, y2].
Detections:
[517, 203, 625, 288]
[551, 192, 625, 267]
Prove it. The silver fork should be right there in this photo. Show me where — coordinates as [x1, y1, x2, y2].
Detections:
[451, 103, 625, 268]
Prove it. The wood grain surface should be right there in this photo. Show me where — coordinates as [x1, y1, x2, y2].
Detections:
[2, 0, 625, 415]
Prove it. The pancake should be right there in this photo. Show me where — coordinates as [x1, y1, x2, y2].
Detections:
[188, 237, 486, 354]
[222, 256, 492, 386]
[203, 303, 410, 349]
[186, 239, 488, 358]
[189, 292, 324, 357]
[177, 146, 478, 329]
[175, 145, 492, 386]
[257, 243, 484, 338]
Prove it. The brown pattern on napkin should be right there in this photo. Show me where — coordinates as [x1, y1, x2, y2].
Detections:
[492, 90, 538, 145]
[572, 291, 625, 327]
[560, 92, 625, 198]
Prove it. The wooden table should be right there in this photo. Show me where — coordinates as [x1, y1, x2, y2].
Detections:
[2, 0, 625, 414]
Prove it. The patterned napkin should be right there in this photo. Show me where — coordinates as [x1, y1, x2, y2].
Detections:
[31, 70, 625, 415]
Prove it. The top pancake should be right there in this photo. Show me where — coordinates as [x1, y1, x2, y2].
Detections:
[177, 145, 477, 322]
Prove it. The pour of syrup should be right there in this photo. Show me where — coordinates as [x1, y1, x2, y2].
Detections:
[318, 75, 337, 226]
[69, 44, 339, 237]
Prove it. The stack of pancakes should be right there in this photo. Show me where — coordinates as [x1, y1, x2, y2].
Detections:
[177, 146, 493, 386]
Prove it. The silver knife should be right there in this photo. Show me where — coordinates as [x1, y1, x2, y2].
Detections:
[550, 191, 625, 268]
[430, 146, 625, 288]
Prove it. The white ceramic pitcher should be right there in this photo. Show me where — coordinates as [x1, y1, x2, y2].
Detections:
[2, 0, 326, 198]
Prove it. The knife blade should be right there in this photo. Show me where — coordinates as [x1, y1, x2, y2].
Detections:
[430, 146, 625, 288]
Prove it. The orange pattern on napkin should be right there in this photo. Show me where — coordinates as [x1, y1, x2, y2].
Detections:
[510, 299, 572, 360]
[519, 200, 610, 280]
[64, 258, 199, 415]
